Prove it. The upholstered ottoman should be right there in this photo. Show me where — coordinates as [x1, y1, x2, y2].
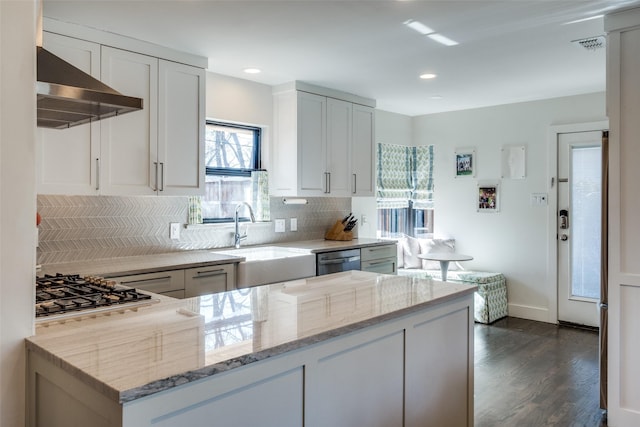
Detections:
[456, 272, 508, 324]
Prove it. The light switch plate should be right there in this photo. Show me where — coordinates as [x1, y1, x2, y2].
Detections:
[170, 222, 181, 240]
[275, 219, 286, 233]
[290, 218, 298, 231]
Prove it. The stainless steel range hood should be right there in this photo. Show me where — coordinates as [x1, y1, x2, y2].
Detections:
[36, 46, 143, 129]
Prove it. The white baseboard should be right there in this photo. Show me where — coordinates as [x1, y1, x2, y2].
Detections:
[508, 303, 554, 324]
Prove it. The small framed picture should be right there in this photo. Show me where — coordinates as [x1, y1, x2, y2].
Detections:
[455, 148, 476, 178]
[477, 182, 500, 212]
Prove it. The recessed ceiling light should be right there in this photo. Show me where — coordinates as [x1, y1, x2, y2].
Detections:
[420, 73, 437, 80]
[403, 19, 434, 35]
[427, 33, 459, 46]
[430, 95, 443, 100]
[244, 68, 261, 74]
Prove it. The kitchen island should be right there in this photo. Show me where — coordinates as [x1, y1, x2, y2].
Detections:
[27, 271, 476, 427]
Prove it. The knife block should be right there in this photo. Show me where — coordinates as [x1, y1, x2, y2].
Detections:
[324, 220, 353, 241]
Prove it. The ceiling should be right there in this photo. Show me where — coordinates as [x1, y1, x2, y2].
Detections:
[43, 0, 640, 117]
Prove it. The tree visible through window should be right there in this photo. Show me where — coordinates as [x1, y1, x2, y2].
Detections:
[203, 121, 261, 223]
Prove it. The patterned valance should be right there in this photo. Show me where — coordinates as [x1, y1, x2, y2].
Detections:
[377, 143, 434, 210]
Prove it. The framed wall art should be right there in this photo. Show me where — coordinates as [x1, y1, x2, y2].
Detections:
[501, 145, 526, 179]
[455, 147, 476, 178]
[477, 182, 500, 212]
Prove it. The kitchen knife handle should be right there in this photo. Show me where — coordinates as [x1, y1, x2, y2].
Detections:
[352, 173, 357, 194]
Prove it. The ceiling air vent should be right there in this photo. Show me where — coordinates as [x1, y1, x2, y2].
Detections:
[572, 35, 606, 51]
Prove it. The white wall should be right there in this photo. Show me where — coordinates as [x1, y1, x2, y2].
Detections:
[0, 1, 36, 426]
[206, 72, 273, 168]
[413, 92, 606, 322]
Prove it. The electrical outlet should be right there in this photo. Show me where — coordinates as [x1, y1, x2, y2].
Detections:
[290, 218, 298, 231]
[361, 214, 368, 225]
[170, 222, 181, 240]
[275, 219, 286, 233]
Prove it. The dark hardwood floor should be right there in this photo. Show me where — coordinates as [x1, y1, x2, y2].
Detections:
[474, 317, 607, 427]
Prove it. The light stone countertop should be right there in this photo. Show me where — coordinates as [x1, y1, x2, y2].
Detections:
[26, 271, 475, 404]
[38, 238, 395, 277]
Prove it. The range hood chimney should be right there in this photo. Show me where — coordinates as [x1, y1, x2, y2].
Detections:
[36, 47, 143, 129]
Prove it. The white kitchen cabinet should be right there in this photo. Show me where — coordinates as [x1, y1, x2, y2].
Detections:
[101, 48, 205, 196]
[361, 244, 397, 274]
[37, 28, 205, 196]
[325, 97, 352, 196]
[351, 104, 375, 196]
[37, 32, 101, 195]
[271, 82, 376, 197]
[157, 60, 205, 196]
[109, 264, 235, 299]
[100, 47, 158, 195]
[109, 270, 185, 299]
[184, 264, 235, 298]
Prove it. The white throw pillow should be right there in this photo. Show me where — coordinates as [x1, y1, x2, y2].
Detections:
[402, 235, 422, 269]
[396, 237, 405, 269]
[419, 238, 460, 270]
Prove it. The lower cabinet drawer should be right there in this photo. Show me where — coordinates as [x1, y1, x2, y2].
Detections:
[361, 258, 397, 275]
[108, 270, 185, 294]
[361, 244, 397, 262]
[184, 264, 235, 298]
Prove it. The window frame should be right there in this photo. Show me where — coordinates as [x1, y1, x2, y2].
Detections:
[203, 120, 263, 224]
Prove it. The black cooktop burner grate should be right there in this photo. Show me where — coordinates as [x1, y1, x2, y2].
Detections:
[35, 273, 152, 318]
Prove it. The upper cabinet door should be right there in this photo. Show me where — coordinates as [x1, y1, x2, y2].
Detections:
[100, 46, 158, 195]
[157, 60, 205, 196]
[326, 98, 352, 197]
[351, 104, 375, 196]
[298, 91, 327, 195]
[37, 32, 101, 195]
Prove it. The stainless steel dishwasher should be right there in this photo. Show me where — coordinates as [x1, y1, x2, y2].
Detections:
[316, 248, 361, 275]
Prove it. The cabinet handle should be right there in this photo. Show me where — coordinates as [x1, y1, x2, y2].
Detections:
[153, 162, 159, 192]
[96, 158, 100, 191]
[366, 260, 394, 266]
[367, 246, 390, 252]
[352, 173, 357, 194]
[119, 276, 172, 285]
[193, 269, 225, 279]
[327, 172, 331, 193]
[159, 162, 165, 192]
[324, 172, 329, 193]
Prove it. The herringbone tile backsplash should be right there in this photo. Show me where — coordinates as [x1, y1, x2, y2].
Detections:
[37, 195, 351, 265]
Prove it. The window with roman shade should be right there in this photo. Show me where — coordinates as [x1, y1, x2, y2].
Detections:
[377, 143, 434, 237]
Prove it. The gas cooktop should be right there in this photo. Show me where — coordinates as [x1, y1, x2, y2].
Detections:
[36, 273, 155, 320]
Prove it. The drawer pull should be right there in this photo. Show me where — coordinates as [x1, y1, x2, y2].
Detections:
[194, 269, 225, 278]
[367, 260, 394, 266]
[119, 276, 172, 285]
[367, 246, 392, 252]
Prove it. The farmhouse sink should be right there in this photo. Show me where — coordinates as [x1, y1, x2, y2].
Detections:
[213, 246, 316, 288]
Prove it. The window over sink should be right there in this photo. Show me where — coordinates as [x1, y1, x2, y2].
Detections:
[203, 121, 267, 223]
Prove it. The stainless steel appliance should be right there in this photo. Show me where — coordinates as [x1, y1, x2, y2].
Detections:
[36, 274, 157, 321]
[316, 248, 361, 276]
